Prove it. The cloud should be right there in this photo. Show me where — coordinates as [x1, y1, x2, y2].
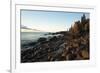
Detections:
[21, 25, 41, 31]
[21, 25, 31, 30]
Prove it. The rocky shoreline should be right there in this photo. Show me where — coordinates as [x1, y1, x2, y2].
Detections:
[21, 32, 89, 63]
[21, 14, 90, 63]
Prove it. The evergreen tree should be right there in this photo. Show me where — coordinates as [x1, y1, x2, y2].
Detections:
[81, 14, 86, 24]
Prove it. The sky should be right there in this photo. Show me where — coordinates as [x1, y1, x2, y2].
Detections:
[21, 10, 89, 32]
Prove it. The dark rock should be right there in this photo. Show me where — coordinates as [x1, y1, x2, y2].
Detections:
[37, 37, 47, 44]
[49, 36, 58, 41]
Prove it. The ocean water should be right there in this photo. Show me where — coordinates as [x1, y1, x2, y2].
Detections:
[21, 32, 49, 45]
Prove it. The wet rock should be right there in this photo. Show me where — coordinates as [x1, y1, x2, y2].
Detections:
[37, 37, 47, 43]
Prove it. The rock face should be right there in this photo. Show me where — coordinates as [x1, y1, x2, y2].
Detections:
[21, 14, 90, 63]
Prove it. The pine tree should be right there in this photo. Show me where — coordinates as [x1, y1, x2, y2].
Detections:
[81, 14, 86, 24]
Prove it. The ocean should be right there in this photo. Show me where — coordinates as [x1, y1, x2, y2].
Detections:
[21, 32, 50, 45]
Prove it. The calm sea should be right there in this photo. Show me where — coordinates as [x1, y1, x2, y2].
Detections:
[21, 32, 50, 45]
